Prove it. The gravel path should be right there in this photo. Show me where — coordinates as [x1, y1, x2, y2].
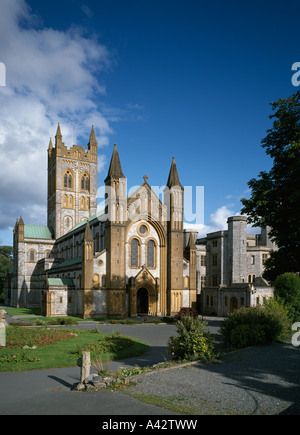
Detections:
[124, 343, 300, 415]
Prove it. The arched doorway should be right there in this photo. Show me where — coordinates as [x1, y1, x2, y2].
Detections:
[230, 297, 238, 313]
[137, 288, 149, 314]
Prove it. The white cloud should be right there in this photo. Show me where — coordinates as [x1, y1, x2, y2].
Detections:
[0, 0, 115, 230]
[184, 204, 261, 238]
[184, 205, 240, 237]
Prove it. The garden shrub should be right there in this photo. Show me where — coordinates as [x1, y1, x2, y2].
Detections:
[274, 273, 300, 322]
[168, 315, 215, 361]
[56, 317, 79, 326]
[220, 299, 292, 349]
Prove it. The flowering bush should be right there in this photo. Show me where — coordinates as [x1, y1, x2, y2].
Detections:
[2, 326, 75, 349]
[0, 353, 40, 364]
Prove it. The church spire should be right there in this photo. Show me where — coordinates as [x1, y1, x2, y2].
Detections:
[166, 156, 183, 190]
[55, 122, 63, 147]
[87, 125, 97, 162]
[88, 125, 97, 147]
[56, 123, 62, 139]
[48, 138, 53, 156]
[105, 144, 125, 183]
[84, 220, 93, 242]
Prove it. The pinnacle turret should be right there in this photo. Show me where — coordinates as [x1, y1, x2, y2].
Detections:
[84, 220, 93, 242]
[166, 157, 183, 190]
[88, 125, 97, 147]
[55, 122, 63, 146]
[105, 144, 125, 183]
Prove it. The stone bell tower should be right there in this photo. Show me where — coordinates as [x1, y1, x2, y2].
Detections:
[164, 157, 184, 315]
[47, 123, 98, 239]
[104, 144, 127, 317]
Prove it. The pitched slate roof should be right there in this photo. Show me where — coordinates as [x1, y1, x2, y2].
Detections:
[52, 257, 82, 269]
[67, 210, 105, 234]
[47, 278, 74, 286]
[24, 225, 54, 240]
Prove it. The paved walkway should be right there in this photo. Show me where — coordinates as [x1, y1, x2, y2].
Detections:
[0, 322, 180, 415]
[0, 314, 299, 415]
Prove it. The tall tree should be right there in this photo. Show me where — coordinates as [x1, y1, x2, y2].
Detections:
[241, 91, 300, 282]
[0, 246, 13, 294]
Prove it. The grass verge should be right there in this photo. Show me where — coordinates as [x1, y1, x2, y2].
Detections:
[0, 327, 148, 372]
[124, 392, 249, 415]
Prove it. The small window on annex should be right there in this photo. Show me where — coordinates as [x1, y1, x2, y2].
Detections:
[29, 250, 35, 262]
[200, 255, 206, 267]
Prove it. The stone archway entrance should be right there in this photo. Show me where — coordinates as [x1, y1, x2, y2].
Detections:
[230, 297, 238, 313]
[128, 268, 159, 316]
[137, 288, 149, 314]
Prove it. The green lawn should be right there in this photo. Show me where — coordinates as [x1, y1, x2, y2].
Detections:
[5, 307, 41, 316]
[0, 327, 149, 372]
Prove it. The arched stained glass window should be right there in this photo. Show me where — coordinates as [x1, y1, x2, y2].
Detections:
[64, 171, 72, 188]
[81, 174, 89, 191]
[147, 240, 155, 268]
[131, 239, 139, 268]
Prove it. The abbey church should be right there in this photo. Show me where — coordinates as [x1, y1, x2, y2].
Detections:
[5, 125, 275, 318]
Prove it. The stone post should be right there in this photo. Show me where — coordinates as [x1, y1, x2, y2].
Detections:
[0, 310, 7, 347]
[77, 351, 91, 387]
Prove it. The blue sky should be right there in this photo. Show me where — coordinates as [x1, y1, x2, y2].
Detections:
[0, 0, 299, 245]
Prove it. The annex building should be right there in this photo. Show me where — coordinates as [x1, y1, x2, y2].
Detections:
[5, 125, 275, 317]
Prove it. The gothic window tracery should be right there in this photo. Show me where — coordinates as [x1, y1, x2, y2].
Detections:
[64, 170, 73, 189]
[81, 173, 90, 191]
[130, 238, 140, 268]
[147, 240, 155, 268]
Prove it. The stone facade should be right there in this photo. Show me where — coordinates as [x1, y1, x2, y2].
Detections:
[6, 125, 275, 318]
[7, 126, 198, 317]
[196, 216, 276, 316]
